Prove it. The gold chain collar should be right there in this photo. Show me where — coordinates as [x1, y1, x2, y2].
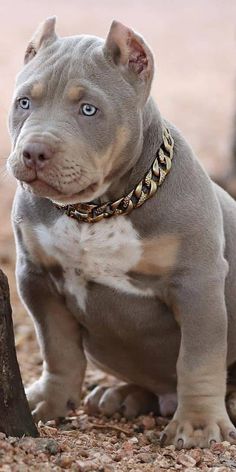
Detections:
[55, 126, 174, 223]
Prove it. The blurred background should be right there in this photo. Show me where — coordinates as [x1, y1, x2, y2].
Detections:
[0, 0, 235, 385]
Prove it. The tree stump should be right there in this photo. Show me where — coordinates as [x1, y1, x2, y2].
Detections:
[0, 269, 38, 437]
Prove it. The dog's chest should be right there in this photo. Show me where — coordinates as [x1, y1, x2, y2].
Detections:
[35, 215, 152, 311]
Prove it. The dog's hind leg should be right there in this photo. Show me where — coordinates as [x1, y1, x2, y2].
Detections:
[84, 384, 159, 418]
[84, 384, 177, 419]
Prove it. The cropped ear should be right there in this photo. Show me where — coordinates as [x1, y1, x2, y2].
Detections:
[104, 21, 154, 102]
[24, 17, 57, 64]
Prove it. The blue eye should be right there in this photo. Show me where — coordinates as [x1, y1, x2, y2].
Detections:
[80, 103, 97, 116]
[19, 97, 30, 109]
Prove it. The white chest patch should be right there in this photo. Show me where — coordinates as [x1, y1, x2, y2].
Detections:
[34, 215, 153, 311]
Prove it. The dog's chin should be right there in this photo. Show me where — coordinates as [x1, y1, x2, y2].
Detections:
[21, 178, 106, 205]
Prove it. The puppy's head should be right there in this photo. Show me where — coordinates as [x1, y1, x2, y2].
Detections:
[8, 17, 154, 204]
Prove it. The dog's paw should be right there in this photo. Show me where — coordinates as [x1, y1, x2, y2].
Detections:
[84, 384, 159, 419]
[160, 409, 236, 449]
[26, 374, 81, 423]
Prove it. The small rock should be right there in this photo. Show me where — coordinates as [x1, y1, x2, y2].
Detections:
[211, 442, 226, 454]
[56, 454, 73, 468]
[120, 417, 127, 424]
[165, 444, 175, 451]
[154, 457, 171, 468]
[77, 448, 89, 458]
[222, 441, 230, 448]
[137, 435, 149, 446]
[141, 415, 156, 430]
[98, 466, 115, 472]
[137, 452, 153, 463]
[41, 424, 58, 435]
[202, 449, 217, 463]
[37, 420, 45, 428]
[36, 438, 59, 455]
[121, 440, 134, 457]
[177, 453, 197, 467]
[0, 440, 13, 451]
[7, 437, 18, 445]
[45, 419, 57, 427]
[76, 460, 99, 471]
[74, 414, 91, 432]
[190, 448, 202, 465]
[145, 430, 159, 445]
[112, 453, 122, 462]
[18, 437, 59, 455]
[0, 433, 6, 440]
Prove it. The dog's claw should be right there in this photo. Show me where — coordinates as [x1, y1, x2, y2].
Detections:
[160, 432, 167, 447]
[210, 439, 216, 446]
[177, 438, 184, 450]
[229, 430, 236, 440]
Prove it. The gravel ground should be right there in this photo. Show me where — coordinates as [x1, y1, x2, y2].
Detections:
[0, 0, 236, 470]
[1, 414, 236, 471]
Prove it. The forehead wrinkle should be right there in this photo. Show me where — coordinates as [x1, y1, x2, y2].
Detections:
[46, 55, 72, 102]
[46, 37, 98, 97]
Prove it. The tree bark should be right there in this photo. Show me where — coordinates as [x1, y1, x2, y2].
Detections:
[0, 269, 38, 437]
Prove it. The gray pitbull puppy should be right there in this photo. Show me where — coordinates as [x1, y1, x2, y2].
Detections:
[7, 17, 236, 448]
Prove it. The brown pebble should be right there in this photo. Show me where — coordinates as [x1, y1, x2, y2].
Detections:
[100, 466, 115, 472]
[78, 448, 89, 458]
[112, 453, 122, 462]
[177, 453, 197, 467]
[56, 454, 73, 468]
[141, 415, 156, 430]
[18, 437, 59, 455]
[76, 459, 99, 471]
[145, 430, 160, 445]
[136, 452, 154, 463]
[189, 448, 202, 465]
[0, 440, 13, 451]
[121, 440, 134, 457]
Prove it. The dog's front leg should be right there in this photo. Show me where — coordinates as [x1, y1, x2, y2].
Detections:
[17, 260, 86, 423]
[162, 267, 236, 448]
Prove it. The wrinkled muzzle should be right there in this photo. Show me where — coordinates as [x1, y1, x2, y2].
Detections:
[7, 119, 114, 205]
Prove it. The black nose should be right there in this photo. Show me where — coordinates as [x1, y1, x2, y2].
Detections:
[22, 142, 54, 170]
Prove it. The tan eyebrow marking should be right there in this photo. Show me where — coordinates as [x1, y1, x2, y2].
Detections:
[30, 82, 44, 99]
[67, 86, 84, 101]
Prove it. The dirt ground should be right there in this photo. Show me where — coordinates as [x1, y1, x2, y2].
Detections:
[0, 0, 236, 470]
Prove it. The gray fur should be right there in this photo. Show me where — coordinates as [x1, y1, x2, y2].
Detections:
[8, 18, 236, 448]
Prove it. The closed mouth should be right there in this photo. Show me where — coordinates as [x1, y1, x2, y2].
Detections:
[22, 177, 99, 202]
